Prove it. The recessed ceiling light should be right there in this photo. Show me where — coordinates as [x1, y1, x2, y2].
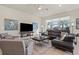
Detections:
[38, 5, 43, 10]
[59, 4, 62, 7]
[38, 7, 42, 10]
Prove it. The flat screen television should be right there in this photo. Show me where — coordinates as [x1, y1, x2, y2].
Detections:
[20, 23, 33, 32]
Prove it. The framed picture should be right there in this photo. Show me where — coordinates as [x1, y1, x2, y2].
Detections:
[76, 18, 79, 29]
[4, 18, 18, 30]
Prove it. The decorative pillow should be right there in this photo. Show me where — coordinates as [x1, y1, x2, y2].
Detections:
[0, 33, 8, 39]
[60, 33, 67, 40]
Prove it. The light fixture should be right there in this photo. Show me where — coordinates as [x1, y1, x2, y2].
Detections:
[58, 4, 62, 7]
[71, 23, 74, 26]
[38, 5, 48, 11]
[38, 6, 42, 10]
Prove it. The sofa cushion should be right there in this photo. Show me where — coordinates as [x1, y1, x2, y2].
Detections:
[63, 34, 75, 42]
[52, 40, 74, 50]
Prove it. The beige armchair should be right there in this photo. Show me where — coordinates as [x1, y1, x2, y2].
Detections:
[0, 40, 26, 55]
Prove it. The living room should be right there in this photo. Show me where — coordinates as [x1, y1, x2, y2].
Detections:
[0, 4, 79, 55]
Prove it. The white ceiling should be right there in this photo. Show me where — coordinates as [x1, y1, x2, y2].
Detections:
[1, 4, 79, 18]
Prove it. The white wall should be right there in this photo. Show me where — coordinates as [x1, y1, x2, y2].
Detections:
[0, 5, 41, 35]
[42, 8, 79, 34]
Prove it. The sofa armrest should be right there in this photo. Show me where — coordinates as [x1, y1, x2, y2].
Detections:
[0, 48, 2, 55]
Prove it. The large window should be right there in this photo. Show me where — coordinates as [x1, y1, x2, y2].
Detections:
[47, 16, 70, 29]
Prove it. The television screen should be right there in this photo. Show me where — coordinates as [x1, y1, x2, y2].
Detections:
[20, 23, 33, 32]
